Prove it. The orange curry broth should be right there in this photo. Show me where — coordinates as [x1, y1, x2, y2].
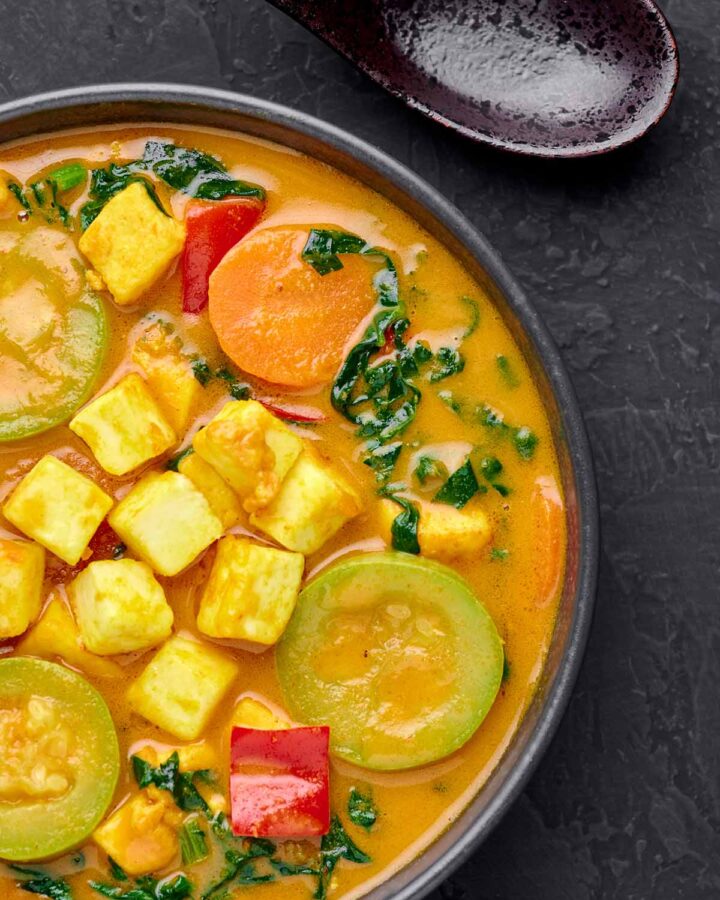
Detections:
[0, 125, 565, 899]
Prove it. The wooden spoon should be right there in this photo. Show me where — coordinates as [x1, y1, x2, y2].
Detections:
[267, 0, 679, 158]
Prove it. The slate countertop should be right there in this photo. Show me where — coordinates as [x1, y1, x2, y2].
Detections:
[1, 1, 718, 897]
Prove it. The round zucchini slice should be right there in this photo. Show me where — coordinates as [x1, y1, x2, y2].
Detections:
[0, 658, 120, 861]
[0, 226, 107, 441]
[276, 552, 504, 770]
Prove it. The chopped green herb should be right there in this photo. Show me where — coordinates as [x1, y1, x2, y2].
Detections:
[8, 171, 75, 227]
[363, 442, 402, 483]
[414, 455, 449, 485]
[12, 867, 73, 900]
[201, 849, 273, 899]
[269, 859, 320, 877]
[379, 486, 420, 554]
[315, 816, 371, 900]
[90, 873, 192, 900]
[8, 182, 31, 211]
[111, 542, 126, 560]
[490, 547, 509, 560]
[438, 390, 463, 415]
[428, 346, 464, 383]
[166, 446, 194, 472]
[179, 818, 209, 866]
[513, 426, 538, 460]
[107, 859, 128, 882]
[477, 404, 508, 431]
[502, 657, 511, 682]
[433, 459, 484, 509]
[191, 359, 213, 386]
[496, 354, 519, 388]
[229, 381, 251, 401]
[131, 751, 211, 814]
[461, 295, 480, 337]
[478, 456, 511, 497]
[348, 788, 377, 830]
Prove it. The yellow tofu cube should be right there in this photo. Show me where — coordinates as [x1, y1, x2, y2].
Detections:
[78, 181, 185, 306]
[0, 539, 45, 639]
[69, 559, 173, 655]
[197, 536, 303, 645]
[93, 787, 182, 876]
[132, 322, 201, 435]
[3, 456, 113, 565]
[379, 498, 492, 560]
[16, 593, 123, 678]
[178, 452, 243, 530]
[128, 634, 239, 741]
[193, 400, 303, 512]
[232, 697, 291, 730]
[109, 472, 223, 576]
[70, 374, 177, 476]
[0, 178, 12, 216]
[251, 451, 362, 555]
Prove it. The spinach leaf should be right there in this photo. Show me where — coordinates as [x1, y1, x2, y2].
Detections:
[478, 455, 511, 497]
[461, 295, 480, 337]
[131, 751, 211, 814]
[108, 860, 128, 883]
[495, 354, 519, 388]
[433, 459, 484, 509]
[413, 455, 448, 485]
[379, 485, 420, 554]
[315, 816, 371, 900]
[90, 874, 192, 900]
[192, 361, 251, 400]
[428, 347, 464, 383]
[79, 141, 264, 229]
[363, 441, 402, 483]
[270, 859, 320, 877]
[476, 406, 538, 460]
[12, 867, 73, 900]
[302, 228, 368, 275]
[513, 426, 538, 460]
[502, 657, 511, 682]
[191, 359, 213, 386]
[179, 818, 209, 866]
[438, 390, 463, 415]
[165, 446, 194, 472]
[8, 167, 78, 228]
[201, 850, 273, 899]
[348, 788, 377, 830]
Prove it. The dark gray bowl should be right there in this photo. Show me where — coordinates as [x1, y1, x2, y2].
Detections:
[0, 84, 599, 900]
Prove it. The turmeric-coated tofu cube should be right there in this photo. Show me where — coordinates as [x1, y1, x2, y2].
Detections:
[193, 400, 303, 512]
[232, 697, 291, 731]
[178, 451, 243, 530]
[3, 455, 113, 565]
[70, 374, 177, 476]
[69, 559, 173, 655]
[128, 634, 239, 741]
[380, 498, 492, 560]
[132, 322, 201, 435]
[109, 472, 223, 576]
[79, 181, 185, 306]
[0, 539, 45, 639]
[197, 536, 303, 645]
[251, 451, 362, 555]
[17, 593, 123, 678]
[93, 786, 182, 876]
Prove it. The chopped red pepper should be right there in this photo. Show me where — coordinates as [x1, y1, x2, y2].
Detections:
[230, 726, 330, 838]
[181, 198, 264, 314]
[258, 399, 326, 424]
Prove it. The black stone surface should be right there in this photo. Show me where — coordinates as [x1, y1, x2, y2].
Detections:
[0, 1, 718, 897]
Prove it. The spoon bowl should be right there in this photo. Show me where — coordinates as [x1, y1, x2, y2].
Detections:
[269, 0, 679, 157]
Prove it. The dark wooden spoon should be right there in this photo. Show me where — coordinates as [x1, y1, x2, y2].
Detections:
[267, 0, 679, 157]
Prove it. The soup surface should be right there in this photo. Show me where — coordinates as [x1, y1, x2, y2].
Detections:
[0, 125, 565, 899]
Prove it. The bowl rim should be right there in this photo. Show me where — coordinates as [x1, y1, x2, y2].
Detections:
[0, 83, 599, 900]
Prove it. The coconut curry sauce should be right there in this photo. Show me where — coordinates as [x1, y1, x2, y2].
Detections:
[0, 126, 565, 900]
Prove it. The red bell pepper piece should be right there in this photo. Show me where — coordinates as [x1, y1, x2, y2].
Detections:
[258, 399, 326, 424]
[230, 726, 330, 838]
[181, 198, 264, 314]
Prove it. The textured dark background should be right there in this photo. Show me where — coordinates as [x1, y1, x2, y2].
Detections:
[1, 1, 718, 897]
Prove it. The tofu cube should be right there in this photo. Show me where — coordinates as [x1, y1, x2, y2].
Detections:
[132, 322, 201, 435]
[78, 181, 185, 306]
[128, 634, 239, 741]
[69, 559, 173, 655]
[0, 539, 45, 639]
[70, 374, 177, 476]
[251, 451, 362, 555]
[193, 400, 303, 512]
[109, 472, 223, 576]
[3, 455, 113, 565]
[16, 593, 123, 678]
[232, 697, 291, 731]
[379, 498, 492, 560]
[93, 787, 182, 876]
[197, 536, 303, 645]
[178, 451, 243, 530]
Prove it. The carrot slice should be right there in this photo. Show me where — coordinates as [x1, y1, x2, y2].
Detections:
[208, 226, 376, 388]
[531, 474, 566, 608]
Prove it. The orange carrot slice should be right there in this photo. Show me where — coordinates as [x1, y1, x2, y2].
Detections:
[208, 226, 376, 388]
[531, 474, 566, 608]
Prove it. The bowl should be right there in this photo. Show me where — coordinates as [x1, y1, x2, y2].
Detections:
[0, 84, 599, 899]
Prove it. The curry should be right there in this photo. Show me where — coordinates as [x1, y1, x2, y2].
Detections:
[0, 124, 565, 900]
